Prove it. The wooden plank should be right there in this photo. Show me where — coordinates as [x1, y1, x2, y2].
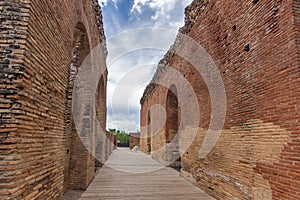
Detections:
[80, 148, 215, 200]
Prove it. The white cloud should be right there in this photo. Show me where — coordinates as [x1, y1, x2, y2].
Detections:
[107, 112, 140, 133]
[130, 0, 193, 28]
[107, 51, 162, 132]
[98, 0, 108, 6]
[131, 0, 149, 13]
[148, 0, 176, 20]
[100, 1, 194, 132]
[98, 0, 119, 9]
[104, 27, 179, 132]
[112, 0, 119, 9]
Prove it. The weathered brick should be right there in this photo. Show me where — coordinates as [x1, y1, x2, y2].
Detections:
[0, 0, 115, 199]
[141, 0, 300, 199]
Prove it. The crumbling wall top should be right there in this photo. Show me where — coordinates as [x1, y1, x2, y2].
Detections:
[92, 0, 108, 56]
[140, 0, 209, 105]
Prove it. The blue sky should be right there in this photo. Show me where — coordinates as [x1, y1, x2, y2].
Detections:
[98, 0, 193, 132]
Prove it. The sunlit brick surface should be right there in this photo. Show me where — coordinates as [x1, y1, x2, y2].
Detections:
[141, 0, 300, 199]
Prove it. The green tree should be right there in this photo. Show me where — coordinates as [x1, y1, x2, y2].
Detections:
[108, 128, 130, 144]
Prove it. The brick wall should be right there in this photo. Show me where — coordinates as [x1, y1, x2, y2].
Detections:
[141, 0, 300, 199]
[130, 133, 140, 149]
[0, 0, 113, 199]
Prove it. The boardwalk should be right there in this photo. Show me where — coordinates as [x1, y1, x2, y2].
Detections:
[79, 148, 215, 200]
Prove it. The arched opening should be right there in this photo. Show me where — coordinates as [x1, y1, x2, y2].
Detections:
[147, 110, 151, 154]
[165, 85, 181, 170]
[63, 22, 93, 191]
[95, 75, 106, 170]
[166, 85, 179, 143]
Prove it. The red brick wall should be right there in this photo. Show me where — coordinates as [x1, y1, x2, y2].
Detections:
[0, 0, 111, 199]
[141, 0, 300, 199]
[130, 133, 140, 149]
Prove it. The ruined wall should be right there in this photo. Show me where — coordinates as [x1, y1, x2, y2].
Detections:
[141, 0, 300, 199]
[0, 0, 113, 199]
[130, 133, 140, 149]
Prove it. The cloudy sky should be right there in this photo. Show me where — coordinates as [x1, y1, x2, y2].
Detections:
[98, 0, 193, 133]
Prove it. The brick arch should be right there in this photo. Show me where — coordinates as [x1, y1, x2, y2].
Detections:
[147, 110, 152, 153]
[95, 75, 106, 168]
[0, 0, 109, 198]
[63, 21, 93, 191]
[71, 22, 91, 67]
[95, 75, 106, 129]
[165, 85, 182, 169]
[166, 85, 179, 143]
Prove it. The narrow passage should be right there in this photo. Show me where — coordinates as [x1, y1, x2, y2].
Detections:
[79, 148, 215, 200]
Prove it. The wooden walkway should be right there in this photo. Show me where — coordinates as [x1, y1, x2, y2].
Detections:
[80, 148, 215, 200]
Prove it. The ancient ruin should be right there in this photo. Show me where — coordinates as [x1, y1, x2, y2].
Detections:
[141, 0, 300, 199]
[0, 0, 114, 199]
[0, 0, 299, 199]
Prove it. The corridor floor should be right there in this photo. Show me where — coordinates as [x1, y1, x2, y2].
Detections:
[79, 148, 215, 200]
